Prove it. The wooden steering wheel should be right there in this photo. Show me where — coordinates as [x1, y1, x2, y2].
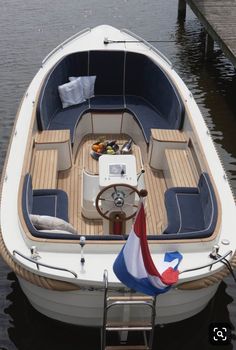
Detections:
[95, 183, 147, 221]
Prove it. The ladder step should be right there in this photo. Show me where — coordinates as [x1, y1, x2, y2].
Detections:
[105, 346, 149, 350]
[108, 301, 153, 307]
[102, 282, 156, 350]
[107, 296, 154, 302]
[106, 326, 152, 331]
[106, 321, 151, 328]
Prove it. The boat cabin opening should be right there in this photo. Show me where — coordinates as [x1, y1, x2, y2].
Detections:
[20, 50, 219, 242]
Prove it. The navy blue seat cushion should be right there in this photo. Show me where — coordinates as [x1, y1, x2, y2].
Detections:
[125, 95, 170, 142]
[48, 101, 89, 143]
[164, 187, 204, 234]
[164, 173, 218, 238]
[90, 95, 124, 110]
[22, 174, 73, 239]
[21, 174, 124, 240]
[48, 95, 170, 144]
[32, 189, 69, 222]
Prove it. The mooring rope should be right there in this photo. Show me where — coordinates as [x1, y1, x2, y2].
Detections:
[177, 252, 236, 290]
[0, 229, 79, 291]
[1, 222, 236, 292]
[1, 150, 236, 291]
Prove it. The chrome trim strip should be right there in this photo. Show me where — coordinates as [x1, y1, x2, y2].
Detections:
[42, 28, 91, 65]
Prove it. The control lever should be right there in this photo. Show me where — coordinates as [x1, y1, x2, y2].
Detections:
[137, 169, 145, 182]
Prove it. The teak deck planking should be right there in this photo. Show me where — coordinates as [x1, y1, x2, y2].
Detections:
[31, 132, 201, 236]
[165, 148, 198, 187]
[35, 129, 70, 144]
[57, 134, 166, 235]
[31, 149, 58, 189]
[151, 129, 187, 143]
[144, 165, 167, 234]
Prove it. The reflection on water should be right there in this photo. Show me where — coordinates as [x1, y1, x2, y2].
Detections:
[0, 1, 236, 349]
[1, 273, 234, 350]
[174, 18, 236, 191]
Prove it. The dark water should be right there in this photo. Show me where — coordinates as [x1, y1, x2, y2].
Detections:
[0, 1, 236, 349]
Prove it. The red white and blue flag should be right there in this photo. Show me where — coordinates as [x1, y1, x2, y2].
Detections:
[113, 201, 182, 296]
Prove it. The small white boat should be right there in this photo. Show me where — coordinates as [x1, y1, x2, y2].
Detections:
[0, 25, 236, 327]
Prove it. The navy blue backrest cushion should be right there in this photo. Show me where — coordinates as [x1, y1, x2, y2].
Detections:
[37, 51, 89, 130]
[37, 50, 184, 133]
[198, 173, 217, 229]
[89, 51, 124, 95]
[125, 52, 145, 97]
[22, 173, 40, 236]
[125, 52, 184, 129]
[26, 174, 33, 214]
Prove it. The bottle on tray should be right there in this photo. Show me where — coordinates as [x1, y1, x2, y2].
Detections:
[121, 139, 133, 154]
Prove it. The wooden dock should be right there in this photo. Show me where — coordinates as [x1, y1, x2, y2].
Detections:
[178, 0, 236, 67]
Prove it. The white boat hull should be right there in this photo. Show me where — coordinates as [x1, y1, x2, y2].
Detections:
[1, 24, 235, 329]
[19, 277, 219, 326]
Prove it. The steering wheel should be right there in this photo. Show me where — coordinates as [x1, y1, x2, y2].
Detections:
[95, 183, 147, 221]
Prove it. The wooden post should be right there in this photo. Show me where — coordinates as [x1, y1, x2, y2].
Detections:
[178, 0, 186, 20]
[205, 33, 214, 59]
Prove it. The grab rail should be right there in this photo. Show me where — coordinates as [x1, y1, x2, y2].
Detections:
[121, 28, 172, 67]
[13, 250, 77, 278]
[180, 250, 233, 274]
[42, 28, 91, 65]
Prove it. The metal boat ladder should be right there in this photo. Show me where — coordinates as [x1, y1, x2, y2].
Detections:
[101, 270, 156, 350]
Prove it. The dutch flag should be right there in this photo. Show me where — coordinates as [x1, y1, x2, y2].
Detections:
[113, 201, 183, 296]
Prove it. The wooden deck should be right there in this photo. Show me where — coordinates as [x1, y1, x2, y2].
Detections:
[144, 165, 167, 234]
[30, 131, 204, 237]
[183, 0, 236, 67]
[165, 148, 199, 187]
[31, 149, 58, 189]
[57, 135, 167, 235]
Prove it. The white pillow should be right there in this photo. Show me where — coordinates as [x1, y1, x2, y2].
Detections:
[69, 76, 96, 99]
[30, 214, 77, 234]
[58, 78, 85, 109]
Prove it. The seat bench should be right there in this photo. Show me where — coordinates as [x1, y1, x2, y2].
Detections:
[164, 173, 218, 238]
[22, 174, 73, 239]
[48, 101, 89, 142]
[37, 51, 185, 145]
[48, 95, 171, 144]
[31, 149, 58, 189]
[21, 174, 123, 240]
[164, 148, 199, 188]
[125, 95, 170, 142]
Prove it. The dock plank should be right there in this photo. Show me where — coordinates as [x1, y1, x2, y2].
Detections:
[186, 0, 236, 66]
